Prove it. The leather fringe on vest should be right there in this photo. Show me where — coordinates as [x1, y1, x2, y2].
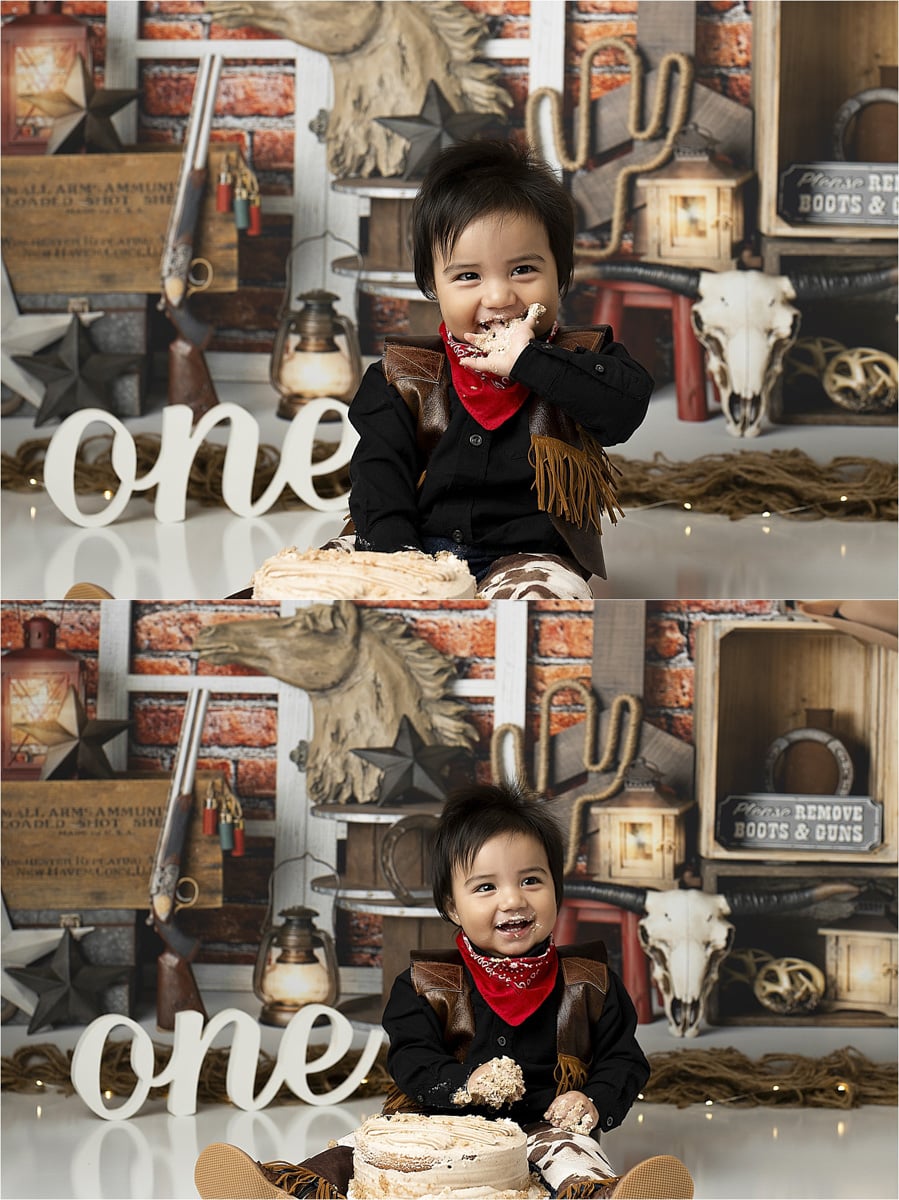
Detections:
[530, 430, 624, 533]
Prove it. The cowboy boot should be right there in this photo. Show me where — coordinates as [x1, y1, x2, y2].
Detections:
[611, 1154, 694, 1199]
[195, 1143, 347, 1199]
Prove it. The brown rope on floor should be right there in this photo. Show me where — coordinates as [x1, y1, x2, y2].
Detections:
[2, 1042, 894, 1109]
[642, 1046, 897, 1108]
[609, 449, 897, 521]
[2, 439, 895, 520]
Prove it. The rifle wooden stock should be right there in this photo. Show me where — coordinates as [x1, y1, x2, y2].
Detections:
[168, 328, 218, 420]
[156, 948, 208, 1032]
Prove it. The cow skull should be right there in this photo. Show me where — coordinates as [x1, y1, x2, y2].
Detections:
[588, 262, 898, 437]
[564, 879, 859, 1037]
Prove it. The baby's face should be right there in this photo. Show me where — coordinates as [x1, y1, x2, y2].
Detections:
[432, 211, 560, 341]
[446, 831, 558, 957]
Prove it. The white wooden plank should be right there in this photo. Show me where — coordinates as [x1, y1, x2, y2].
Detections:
[96, 599, 133, 772]
[526, 1, 567, 174]
[104, 0, 140, 145]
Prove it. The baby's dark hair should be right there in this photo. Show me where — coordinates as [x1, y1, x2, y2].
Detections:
[431, 781, 565, 920]
[411, 139, 576, 301]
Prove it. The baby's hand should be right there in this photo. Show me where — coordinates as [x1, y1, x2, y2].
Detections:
[458, 304, 545, 378]
[544, 1090, 598, 1135]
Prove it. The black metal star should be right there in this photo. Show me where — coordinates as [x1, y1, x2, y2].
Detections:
[12, 315, 142, 427]
[13, 685, 130, 781]
[6, 928, 130, 1035]
[18, 53, 138, 154]
[352, 714, 464, 804]
[375, 80, 496, 178]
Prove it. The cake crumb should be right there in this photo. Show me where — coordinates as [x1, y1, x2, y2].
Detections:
[453, 1056, 525, 1109]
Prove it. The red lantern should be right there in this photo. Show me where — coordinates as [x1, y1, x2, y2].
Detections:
[1, 615, 84, 779]
[1, 2, 91, 156]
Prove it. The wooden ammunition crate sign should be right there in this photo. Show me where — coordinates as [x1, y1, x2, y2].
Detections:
[0, 148, 239, 294]
[0, 773, 223, 910]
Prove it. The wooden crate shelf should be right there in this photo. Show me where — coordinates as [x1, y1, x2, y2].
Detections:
[754, 1, 898, 241]
[695, 618, 897, 865]
[761, 236, 898, 427]
[701, 861, 896, 1027]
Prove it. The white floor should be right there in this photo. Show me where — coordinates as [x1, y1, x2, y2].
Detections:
[1, 994, 896, 1200]
[1, 378, 895, 600]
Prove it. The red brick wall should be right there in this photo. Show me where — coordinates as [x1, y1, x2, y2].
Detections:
[1, 1, 754, 355]
[2, 598, 783, 967]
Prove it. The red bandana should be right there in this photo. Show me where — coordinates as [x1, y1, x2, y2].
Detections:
[456, 931, 559, 1026]
[440, 322, 536, 430]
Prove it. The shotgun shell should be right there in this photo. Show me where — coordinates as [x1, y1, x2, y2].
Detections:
[247, 195, 262, 237]
[232, 819, 246, 857]
[219, 811, 235, 851]
[216, 173, 234, 213]
[203, 793, 218, 835]
[233, 186, 250, 231]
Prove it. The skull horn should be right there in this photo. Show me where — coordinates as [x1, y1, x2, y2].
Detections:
[563, 878, 649, 914]
[584, 261, 702, 299]
[786, 263, 898, 302]
[724, 881, 860, 918]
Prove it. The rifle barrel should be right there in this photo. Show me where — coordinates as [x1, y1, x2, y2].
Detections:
[194, 55, 223, 170]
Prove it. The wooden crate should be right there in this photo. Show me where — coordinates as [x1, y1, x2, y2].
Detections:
[701, 860, 896, 1027]
[0, 148, 239, 295]
[754, 1, 898, 240]
[0, 772, 224, 910]
[695, 618, 897, 865]
[761, 236, 898, 427]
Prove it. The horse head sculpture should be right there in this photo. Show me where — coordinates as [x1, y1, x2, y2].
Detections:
[193, 601, 476, 805]
[202, 0, 511, 177]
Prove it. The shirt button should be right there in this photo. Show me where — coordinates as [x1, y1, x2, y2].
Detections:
[452, 529, 465, 544]
[497, 1036, 506, 1047]
[606, 1117, 614, 1128]
[469, 433, 483, 447]
[594, 363, 605, 374]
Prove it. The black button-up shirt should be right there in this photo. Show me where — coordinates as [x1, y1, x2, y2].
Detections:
[348, 335, 652, 555]
[382, 958, 650, 1132]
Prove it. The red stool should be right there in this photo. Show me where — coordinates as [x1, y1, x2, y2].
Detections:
[555, 897, 654, 1024]
[589, 278, 712, 422]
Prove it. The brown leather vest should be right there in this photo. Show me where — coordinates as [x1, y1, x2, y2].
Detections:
[380, 940, 609, 1114]
[382, 329, 617, 579]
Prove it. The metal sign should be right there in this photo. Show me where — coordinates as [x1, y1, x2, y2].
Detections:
[716, 793, 882, 853]
[778, 162, 898, 227]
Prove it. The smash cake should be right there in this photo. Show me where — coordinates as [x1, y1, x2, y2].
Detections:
[347, 1113, 546, 1200]
[251, 546, 476, 601]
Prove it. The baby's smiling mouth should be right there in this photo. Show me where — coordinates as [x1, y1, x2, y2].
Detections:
[495, 916, 534, 936]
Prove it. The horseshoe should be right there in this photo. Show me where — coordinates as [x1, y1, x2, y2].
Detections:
[379, 813, 441, 907]
[832, 88, 899, 160]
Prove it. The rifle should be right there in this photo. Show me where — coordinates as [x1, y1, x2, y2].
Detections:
[159, 54, 223, 422]
[148, 686, 211, 1031]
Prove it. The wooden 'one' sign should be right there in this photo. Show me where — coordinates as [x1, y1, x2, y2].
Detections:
[0, 149, 239, 294]
[0, 773, 223, 909]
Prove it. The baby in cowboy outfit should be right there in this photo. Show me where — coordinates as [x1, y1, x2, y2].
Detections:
[195, 783, 693, 1199]
[329, 139, 654, 600]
